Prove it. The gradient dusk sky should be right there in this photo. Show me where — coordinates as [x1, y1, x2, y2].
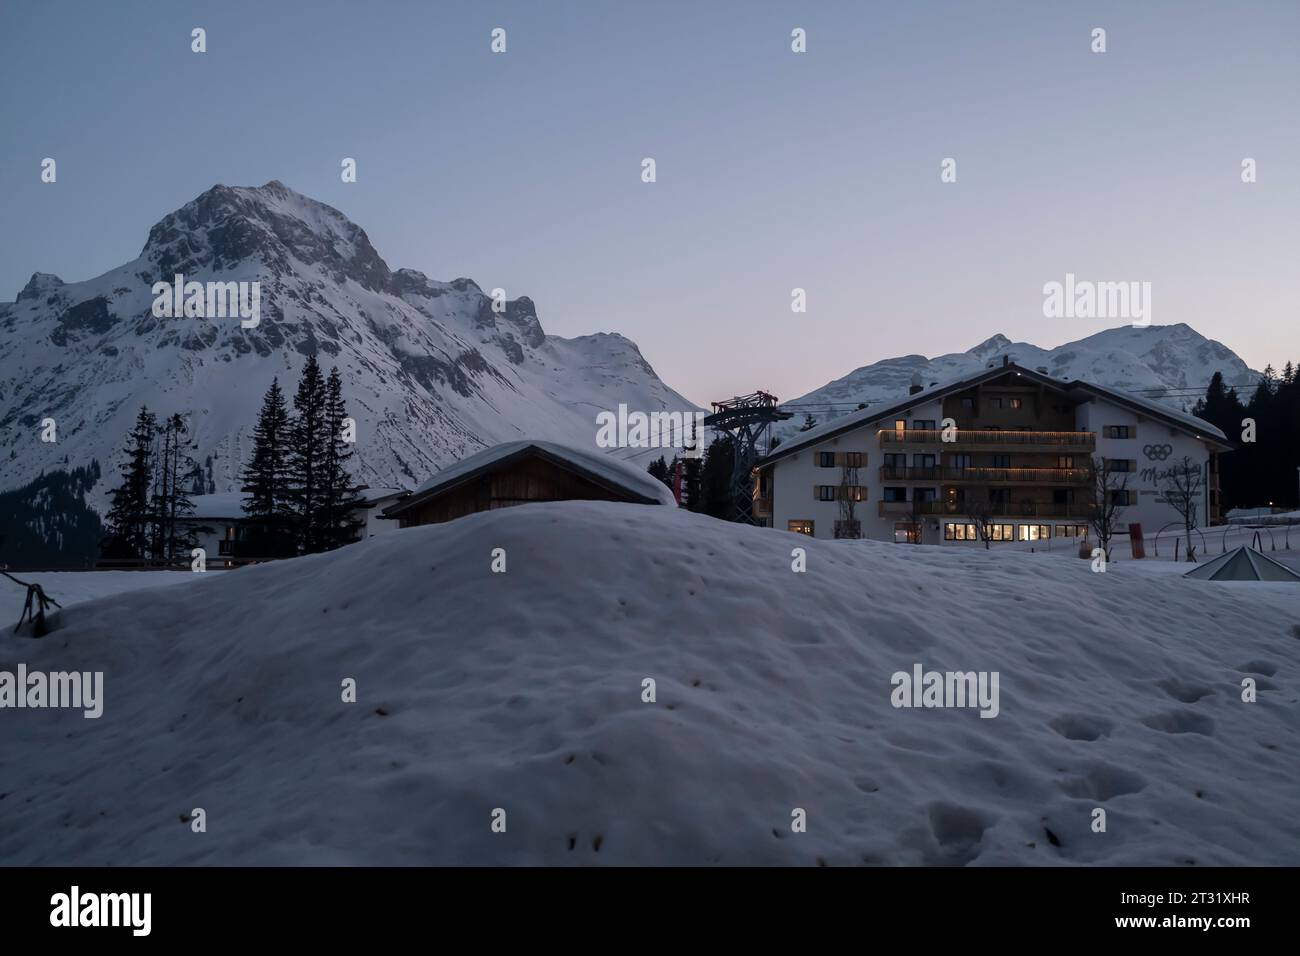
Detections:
[2, 0, 1296, 406]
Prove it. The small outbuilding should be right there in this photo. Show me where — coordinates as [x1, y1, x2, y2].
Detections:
[1183, 546, 1300, 582]
[383, 440, 678, 528]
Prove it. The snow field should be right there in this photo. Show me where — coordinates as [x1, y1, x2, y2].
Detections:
[0, 501, 1297, 865]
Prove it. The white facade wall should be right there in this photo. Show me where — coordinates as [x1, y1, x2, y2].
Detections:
[1076, 400, 1214, 536]
[771, 399, 945, 543]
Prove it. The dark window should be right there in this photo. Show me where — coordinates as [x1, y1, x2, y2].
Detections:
[883, 487, 907, 502]
[817, 452, 835, 467]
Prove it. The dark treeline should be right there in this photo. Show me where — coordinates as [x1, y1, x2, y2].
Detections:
[0, 463, 103, 567]
[1193, 364, 1300, 511]
[101, 411, 200, 562]
[100, 355, 363, 563]
[239, 356, 364, 558]
[647, 436, 735, 518]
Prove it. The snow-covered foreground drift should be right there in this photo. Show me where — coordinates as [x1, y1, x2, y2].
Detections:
[0, 571, 213, 627]
[1, 502, 1297, 865]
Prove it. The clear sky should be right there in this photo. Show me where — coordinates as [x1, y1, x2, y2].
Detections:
[1, 0, 1296, 406]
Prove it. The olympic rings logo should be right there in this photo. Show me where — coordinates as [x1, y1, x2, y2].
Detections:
[1143, 444, 1173, 461]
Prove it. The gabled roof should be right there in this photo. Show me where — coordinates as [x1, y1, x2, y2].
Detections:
[1183, 546, 1300, 582]
[383, 440, 678, 517]
[758, 362, 1231, 467]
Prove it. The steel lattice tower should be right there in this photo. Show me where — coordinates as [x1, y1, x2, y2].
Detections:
[703, 391, 792, 524]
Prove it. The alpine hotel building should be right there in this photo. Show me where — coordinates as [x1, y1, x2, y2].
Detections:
[754, 360, 1231, 545]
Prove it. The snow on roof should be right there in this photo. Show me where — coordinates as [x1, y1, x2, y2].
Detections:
[405, 440, 678, 508]
[1071, 380, 1228, 442]
[1184, 546, 1300, 582]
[186, 486, 409, 519]
[185, 491, 247, 519]
[761, 362, 1229, 465]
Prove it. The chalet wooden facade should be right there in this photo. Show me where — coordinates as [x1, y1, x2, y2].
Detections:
[383, 440, 678, 528]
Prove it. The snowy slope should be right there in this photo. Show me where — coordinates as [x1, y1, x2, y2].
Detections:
[2, 501, 1297, 865]
[781, 326, 1259, 438]
[0, 182, 698, 506]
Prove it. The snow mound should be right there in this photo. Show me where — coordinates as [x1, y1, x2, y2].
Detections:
[2, 502, 1298, 865]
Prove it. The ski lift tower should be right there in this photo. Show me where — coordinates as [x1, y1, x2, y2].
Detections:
[704, 391, 793, 524]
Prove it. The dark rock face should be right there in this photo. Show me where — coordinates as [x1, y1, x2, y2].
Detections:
[51, 297, 116, 346]
[18, 273, 65, 303]
[142, 182, 392, 293]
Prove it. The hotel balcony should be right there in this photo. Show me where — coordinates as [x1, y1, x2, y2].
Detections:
[878, 499, 1096, 519]
[879, 465, 1090, 485]
[877, 429, 1095, 452]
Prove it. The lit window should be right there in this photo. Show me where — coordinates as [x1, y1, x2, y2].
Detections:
[788, 520, 814, 535]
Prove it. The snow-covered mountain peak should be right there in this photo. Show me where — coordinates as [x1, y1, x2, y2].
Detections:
[16, 272, 65, 303]
[780, 324, 1260, 438]
[139, 180, 392, 292]
[0, 182, 697, 507]
[967, 333, 1013, 357]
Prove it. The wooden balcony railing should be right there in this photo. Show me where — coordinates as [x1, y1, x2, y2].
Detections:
[878, 429, 1095, 450]
[879, 465, 1090, 484]
[879, 499, 1096, 519]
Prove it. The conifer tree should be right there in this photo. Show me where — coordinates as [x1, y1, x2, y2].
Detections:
[317, 366, 365, 550]
[102, 407, 157, 560]
[241, 379, 294, 557]
[160, 413, 198, 561]
[287, 356, 330, 553]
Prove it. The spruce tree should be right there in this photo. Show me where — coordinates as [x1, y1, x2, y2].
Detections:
[148, 415, 173, 560]
[318, 366, 365, 550]
[241, 379, 294, 557]
[287, 357, 330, 553]
[646, 456, 671, 487]
[102, 407, 157, 560]
[161, 414, 198, 561]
